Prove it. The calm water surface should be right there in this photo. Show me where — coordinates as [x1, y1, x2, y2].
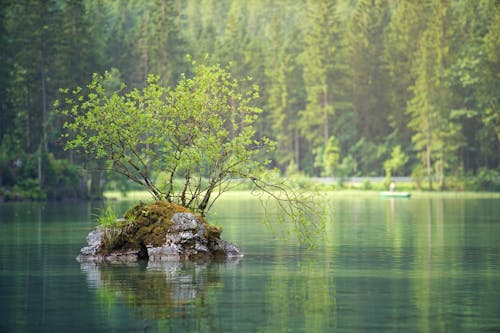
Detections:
[1, 192, 499, 332]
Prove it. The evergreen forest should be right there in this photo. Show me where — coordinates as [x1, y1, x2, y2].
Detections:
[0, 0, 498, 200]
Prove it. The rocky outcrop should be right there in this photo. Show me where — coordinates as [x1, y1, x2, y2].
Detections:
[77, 201, 243, 263]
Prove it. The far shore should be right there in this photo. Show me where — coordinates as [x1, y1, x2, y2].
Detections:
[103, 189, 500, 202]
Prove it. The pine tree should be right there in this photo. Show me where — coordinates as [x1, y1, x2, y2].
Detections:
[299, 0, 346, 174]
[263, 1, 306, 172]
[407, 0, 460, 190]
[348, 0, 392, 144]
[448, 0, 499, 171]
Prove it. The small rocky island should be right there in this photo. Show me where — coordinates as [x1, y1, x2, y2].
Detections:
[77, 201, 243, 263]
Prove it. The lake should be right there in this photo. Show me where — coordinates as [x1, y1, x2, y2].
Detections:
[1, 192, 499, 332]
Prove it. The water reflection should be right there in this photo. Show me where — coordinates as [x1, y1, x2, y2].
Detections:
[80, 259, 241, 320]
[263, 257, 337, 332]
[2, 196, 499, 332]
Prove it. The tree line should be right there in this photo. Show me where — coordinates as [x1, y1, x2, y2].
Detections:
[0, 0, 498, 199]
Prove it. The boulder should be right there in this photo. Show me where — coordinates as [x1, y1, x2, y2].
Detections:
[77, 202, 243, 263]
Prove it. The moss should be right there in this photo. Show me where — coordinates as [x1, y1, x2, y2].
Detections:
[205, 223, 222, 239]
[100, 201, 222, 254]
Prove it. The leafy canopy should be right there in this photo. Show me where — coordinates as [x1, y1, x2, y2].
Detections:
[58, 62, 271, 215]
[58, 62, 327, 245]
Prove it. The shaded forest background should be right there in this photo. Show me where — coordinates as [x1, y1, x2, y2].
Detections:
[0, 0, 498, 199]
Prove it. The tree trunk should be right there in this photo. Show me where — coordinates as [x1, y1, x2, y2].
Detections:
[40, 51, 48, 152]
[89, 160, 106, 199]
[38, 146, 43, 187]
[425, 101, 432, 190]
[323, 88, 329, 147]
[89, 169, 103, 200]
[294, 127, 300, 169]
[198, 186, 213, 217]
[38, 50, 48, 187]
[438, 153, 444, 190]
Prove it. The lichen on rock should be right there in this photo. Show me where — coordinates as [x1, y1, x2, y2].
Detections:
[77, 201, 243, 263]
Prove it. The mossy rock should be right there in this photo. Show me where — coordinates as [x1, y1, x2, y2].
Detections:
[78, 201, 241, 262]
[101, 201, 221, 254]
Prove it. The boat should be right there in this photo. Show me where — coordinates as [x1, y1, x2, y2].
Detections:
[380, 191, 411, 198]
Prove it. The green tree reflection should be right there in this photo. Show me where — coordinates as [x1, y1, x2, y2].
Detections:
[80, 260, 239, 328]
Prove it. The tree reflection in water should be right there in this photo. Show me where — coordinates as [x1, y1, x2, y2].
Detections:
[80, 259, 241, 320]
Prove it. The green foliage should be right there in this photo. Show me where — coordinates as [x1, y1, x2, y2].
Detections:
[44, 156, 85, 200]
[0, 137, 85, 200]
[59, 62, 272, 216]
[13, 179, 46, 201]
[96, 205, 120, 227]
[262, 1, 305, 172]
[0, 136, 17, 187]
[384, 145, 409, 185]
[104, 171, 143, 197]
[472, 168, 500, 192]
[406, 0, 456, 190]
[251, 172, 327, 247]
[299, 0, 344, 149]
[314, 136, 341, 177]
[337, 155, 358, 179]
[348, 0, 392, 144]
[347, 138, 385, 176]
[1, 0, 498, 199]
[361, 179, 372, 190]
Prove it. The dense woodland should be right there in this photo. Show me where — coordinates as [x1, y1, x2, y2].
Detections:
[0, 0, 498, 199]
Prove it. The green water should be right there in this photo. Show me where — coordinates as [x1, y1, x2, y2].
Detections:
[1, 193, 499, 332]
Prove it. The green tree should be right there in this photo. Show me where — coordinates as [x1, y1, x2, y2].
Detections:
[299, 0, 343, 152]
[59, 63, 325, 243]
[181, 0, 230, 61]
[214, 1, 251, 76]
[314, 136, 341, 177]
[59, 63, 265, 214]
[448, 0, 499, 172]
[4, 0, 62, 187]
[407, 0, 458, 190]
[384, 145, 409, 184]
[299, 0, 345, 175]
[0, 0, 11, 143]
[263, 1, 306, 173]
[348, 0, 392, 144]
[3, 0, 499, 195]
[135, 0, 187, 87]
[384, 1, 423, 152]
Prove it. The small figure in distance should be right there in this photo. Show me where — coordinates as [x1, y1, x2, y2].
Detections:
[389, 182, 395, 192]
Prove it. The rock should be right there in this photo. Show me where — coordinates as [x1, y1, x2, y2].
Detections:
[210, 238, 243, 258]
[79, 228, 103, 256]
[170, 213, 200, 231]
[76, 202, 243, 263]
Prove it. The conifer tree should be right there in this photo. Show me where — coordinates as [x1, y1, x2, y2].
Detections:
[407, 0, 459, 190]
[299, 0, 345, 173]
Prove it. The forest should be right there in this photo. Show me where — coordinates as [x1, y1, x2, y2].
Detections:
[0, 0, 498, 200]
